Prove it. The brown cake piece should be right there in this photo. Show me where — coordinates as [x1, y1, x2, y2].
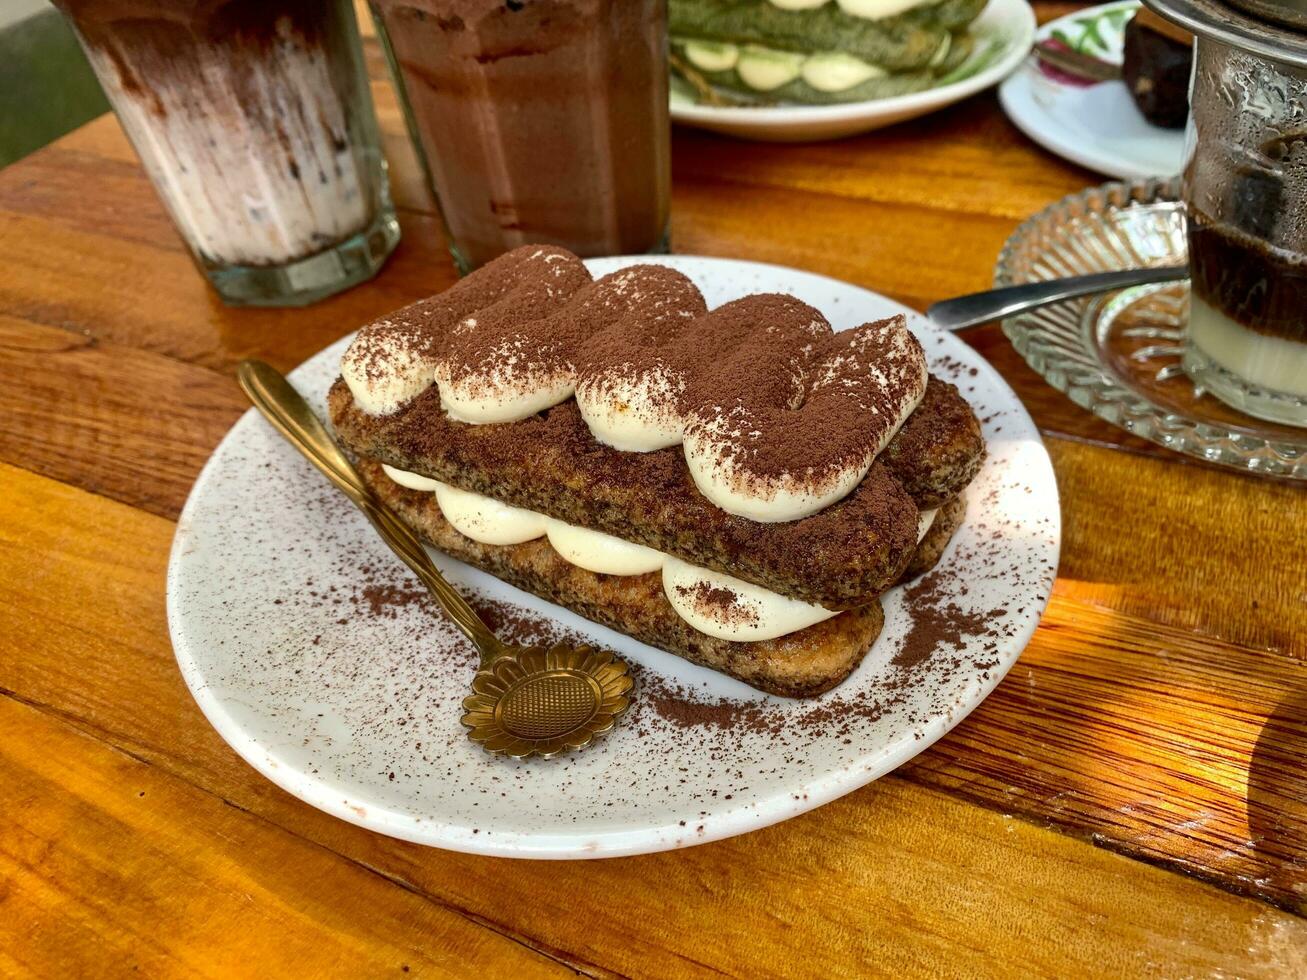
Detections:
[330, 375, 983, 609]
[899, 494, 967, 582]
[879, 376, 984, 509]
[357, 458, 886, 698]
[1122, 9, 1193, 130]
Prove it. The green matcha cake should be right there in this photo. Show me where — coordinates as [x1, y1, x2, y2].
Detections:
[669, 0, 986, 105]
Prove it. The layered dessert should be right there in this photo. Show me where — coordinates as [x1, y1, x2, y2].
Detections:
[668, 0, 984, 105]
[56, 0, 383, 268]
[330, 246, 985, 697]
[369, 0, 670, 271]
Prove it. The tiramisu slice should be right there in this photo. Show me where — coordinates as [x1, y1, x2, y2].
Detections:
[330, 246, 985, 696]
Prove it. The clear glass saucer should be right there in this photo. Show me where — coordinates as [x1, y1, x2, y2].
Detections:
[995, 177, 1307, 480]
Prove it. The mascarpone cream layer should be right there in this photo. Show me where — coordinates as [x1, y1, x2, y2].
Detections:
[382, 466, 845, 642]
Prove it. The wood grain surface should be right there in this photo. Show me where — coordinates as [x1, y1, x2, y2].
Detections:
[2, 1, 1305, 975]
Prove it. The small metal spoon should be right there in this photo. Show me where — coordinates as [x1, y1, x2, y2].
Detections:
[927, 265, 1189, 332]
[237, 359, 634, 760]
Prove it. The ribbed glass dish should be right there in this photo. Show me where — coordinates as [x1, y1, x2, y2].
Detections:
[995, 177, 1307, 480]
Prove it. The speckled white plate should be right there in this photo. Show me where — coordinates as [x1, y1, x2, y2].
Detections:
[167, 256, 1059, 859]
[669, 0, 1035, 142]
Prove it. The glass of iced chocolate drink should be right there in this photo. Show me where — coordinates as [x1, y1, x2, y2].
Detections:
[368, 0, 671, 273]
[54, 0, 399, 307]
[1149, 0, 1307, 426]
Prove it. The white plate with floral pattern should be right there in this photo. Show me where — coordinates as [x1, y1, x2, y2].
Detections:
[998, 1, 1187, 178]
[167, 256, 1059, 859]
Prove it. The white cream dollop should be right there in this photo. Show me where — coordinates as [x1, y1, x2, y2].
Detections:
[544, 521, 666, 576]
[662, 557, 837, 642]
[801, 52, 886, 92]
[437, 373, 573, 424]
[341, 324, 438, 416]
[683, 40, 740, 72]
[575, 365, 686, 452]
[679, 316, 927, 523]
[736, 47, 805, 91]
[431, 482, 547, 546]
[381, 464, 442, 493]
[681, 416, 866, 523]
[434, 336, 575, 425]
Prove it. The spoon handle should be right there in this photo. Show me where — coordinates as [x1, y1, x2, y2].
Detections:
[926, 265, 1189, 332]
[237, 360, 505, 663]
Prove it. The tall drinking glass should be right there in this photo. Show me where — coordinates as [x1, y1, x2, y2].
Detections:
[1147, 0, 1307, 425]
[369, 0, 671, 273]
[55, 0, 400, 306]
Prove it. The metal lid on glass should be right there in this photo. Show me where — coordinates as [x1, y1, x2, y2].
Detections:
[1144, 0, 1307, 66]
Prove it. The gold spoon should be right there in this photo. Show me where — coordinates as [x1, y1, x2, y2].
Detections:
[236, 360, 634, 760]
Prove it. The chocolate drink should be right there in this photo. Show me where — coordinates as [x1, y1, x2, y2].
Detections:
[371, 0, 671, 271]
[1189, 212, 1307, 345]
[1186, 135, 1307, 399]
[55, 0, 383, 269]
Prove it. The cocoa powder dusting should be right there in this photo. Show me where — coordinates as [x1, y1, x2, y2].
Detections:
[676, 581, 759, 625]
[357, 582, 428, 619]
[337, 559, 989, 742]
[337, 246, 967, 590]
[894, 570, 1003, 671]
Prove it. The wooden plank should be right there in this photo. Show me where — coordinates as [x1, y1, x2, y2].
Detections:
[3, 134, 1015, 324]
[1050, 439, 1307, 661]
[0, 695, 578, 979]
[0, 202, 457, 374]
[669, 100, 1095, 226]
[1044, 438, 1307, 655]
[0, 315, 244, 518]
[3, 462, 1306, 928]
[906, 587, 1307, 907]
[10, 690, 1305, 980]
[669, 173, 1017, 311]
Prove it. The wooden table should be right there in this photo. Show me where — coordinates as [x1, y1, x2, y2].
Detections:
[3, 4, 1305, 975]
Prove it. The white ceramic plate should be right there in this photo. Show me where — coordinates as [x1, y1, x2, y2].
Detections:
[167, 256, 1060, 859]
[669, 0, 1035, 142]
[998, 1, 1187, 178]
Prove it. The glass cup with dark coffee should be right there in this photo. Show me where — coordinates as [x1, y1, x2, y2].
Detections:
[1180, 19, 1307, 427]
[54, 0, 400, 307]
[369, 0, 671, 274]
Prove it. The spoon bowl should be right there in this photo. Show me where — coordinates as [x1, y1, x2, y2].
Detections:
[462, 643, 632, 758]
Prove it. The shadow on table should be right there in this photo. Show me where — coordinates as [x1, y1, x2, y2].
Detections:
[1247, 685, 1307, 913]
